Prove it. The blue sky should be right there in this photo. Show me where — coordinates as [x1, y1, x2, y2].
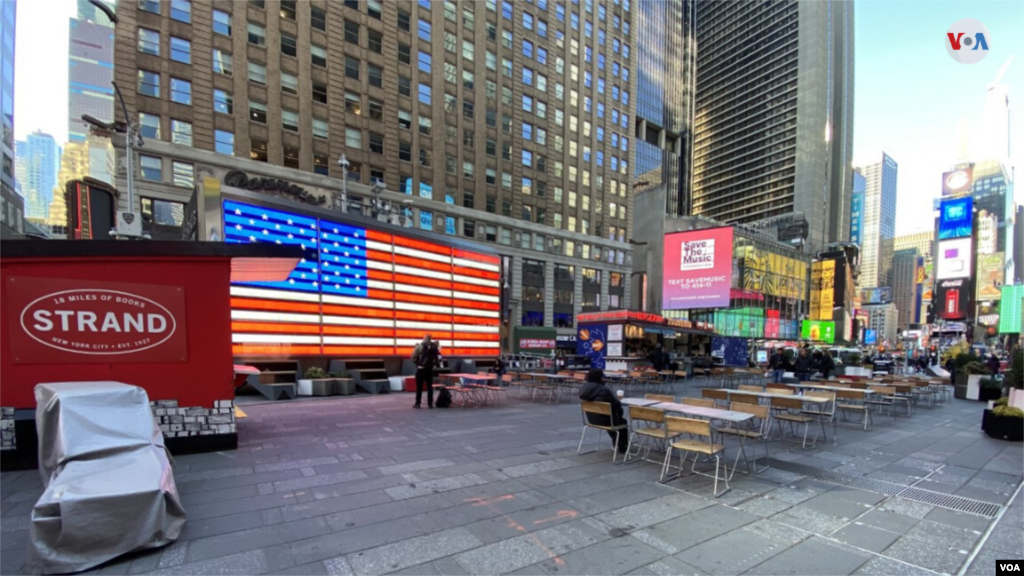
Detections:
[854, 0, 1023, 234]
[14, 0, 1024, 235]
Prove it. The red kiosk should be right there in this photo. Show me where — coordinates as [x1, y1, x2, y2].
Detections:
[0, 241, 302, 470]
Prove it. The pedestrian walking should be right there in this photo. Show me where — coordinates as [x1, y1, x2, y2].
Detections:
[412, 334, 440, 409]
[794, 348, 813, 381]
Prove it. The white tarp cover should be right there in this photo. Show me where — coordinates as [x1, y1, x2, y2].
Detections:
[26, 382, 186, 574]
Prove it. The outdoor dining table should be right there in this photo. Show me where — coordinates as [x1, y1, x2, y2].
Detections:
[440, 373, 498, 408]
[786, 383, 876, 395]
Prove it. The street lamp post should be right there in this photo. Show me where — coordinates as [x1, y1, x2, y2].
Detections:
[337, 154, 350, 211]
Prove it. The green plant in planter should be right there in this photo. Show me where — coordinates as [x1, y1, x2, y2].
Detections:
[961, 361, 991, 376]
[304, 366, 327, 379]
[981, 378, 1002, 389]
[329, 370, 350, 378]
[994, 397, 1009, 407]
[1009, 349, 1023, 391]
[845, 353, 863, 367]
[993, 406, 1024, 418]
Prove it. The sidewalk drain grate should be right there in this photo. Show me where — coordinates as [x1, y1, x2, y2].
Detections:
[764, 459, 1001, 518]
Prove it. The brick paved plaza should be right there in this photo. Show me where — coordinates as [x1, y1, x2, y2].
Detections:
[2, 379, 1021, 576]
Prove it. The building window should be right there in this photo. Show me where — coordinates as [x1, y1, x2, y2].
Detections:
[279, 0, 296, 19]
[170, 78, 191, 105]
[313, 118, 329, 139]
[138, 28, 160, 55]
[281, 33, 297, 57]
[463, 220, 475, 238]
[138, 112, 160, 139]
[250, 138, 267, 161]
[139, 0, 159, 14]
[368, 63, 383, 87]
[419, 116, 431, 135]
[213, 89, 232, 114]
[212, 10, 232, 36]
[398, 76, 411, 96]
[418, 83, 431, 105]
[142, 198, 186, 226]
[282, 109, 299, 131]
[368, 30, 383, 53]
[311, 6, 327, 31]
[398, 110, 412, 129]
[313, 153, 329, 175]
[170, 36, 191, 64]
[345, 91, 361, 114]
[138, 70, 160, 97]
[214, 49, 233, 76]
[281, 72, 298, 94]
[247, 22, 265, 46]
[140, 155, 162, 181]
[313, 81, 328, 104]
[170, 0, 191, 23]
[368, 99, 383, 120]
[248, 62, 269, 84]
[170, 119, 192, 145]
[283, 145, 300, 169]
[368, 0, 382, 19]
[345, 56, 360, 78]
[398, 43, 411, 64]
[369, 132, 384, 154]
[418, 51, 431, 74]
[345, 127, 362, 148]
[172, 162, 194, 188]
[312, 45, 328, 68]
[249, 101, 267, 124]
[419, 149, 431, 167]
[344, 20, 360, 43]
[397, 10, 411, 31]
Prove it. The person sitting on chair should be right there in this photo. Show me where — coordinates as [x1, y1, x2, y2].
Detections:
[578, 369, 629, 454]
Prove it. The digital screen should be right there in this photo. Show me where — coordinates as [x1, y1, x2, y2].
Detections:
[662, 227, 734, 309]
[935, 278, 971, 320]
[936, 238, 973, 280]
[938, 197, 973, 240]
[999, 285, 1023, 334]
[224, 200, 501, 357]
[864, 329, 877, 345]
[801, 320, 835, 344]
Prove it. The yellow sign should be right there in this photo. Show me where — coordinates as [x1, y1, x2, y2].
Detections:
[818, 260, 835, 320]
[739, 246, 806, 300]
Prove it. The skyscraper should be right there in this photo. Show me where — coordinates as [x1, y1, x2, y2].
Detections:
[0, 0, 22, 238]
[854, 152, 897, 289]
[892, 248, 920, 331]
[894, 231, 934, 260]
[688, 0, 854, 250]
[15, 132, 61, 222]
[634, 0, 691, 215]
[68, 0, 115, 143]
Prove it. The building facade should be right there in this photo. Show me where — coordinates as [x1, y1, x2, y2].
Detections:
[894, 230, 933, 260]
[15, 131, 61, 223]
[69, 6, 116, 143]
[110, 0, 644, 334]
[0, 0, 22, 239]
[892, 248, 920, 332]
[865, 302, 898, 345]
[854, 152, 897, 289]
[688, 0, 854, 250]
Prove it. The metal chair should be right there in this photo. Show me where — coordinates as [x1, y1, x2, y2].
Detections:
[660, 416, 730, 497]
[579, 401, 629, 463]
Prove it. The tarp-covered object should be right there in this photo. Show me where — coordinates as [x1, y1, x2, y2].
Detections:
[26, 382, 186, 574]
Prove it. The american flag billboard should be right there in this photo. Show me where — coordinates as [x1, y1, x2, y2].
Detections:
[224, 200, 501, 357]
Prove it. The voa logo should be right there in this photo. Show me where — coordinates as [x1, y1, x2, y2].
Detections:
[946, 19, 991, 64]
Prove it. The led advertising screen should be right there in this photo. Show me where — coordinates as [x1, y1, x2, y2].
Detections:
[941, 167, 973, 196]
[801, 320, 835, 344]
[935, 278, 971, 320]
[663, 227, 734, 310]
[861, 287, 893, 305]
[938, 197, 973, 240]
[936, 238, 973, 280]
[224, 200, 501, 357]
[864, 329, 877, 345]
[976, 253, 1004, 301]
[998, 285, 1022, 334]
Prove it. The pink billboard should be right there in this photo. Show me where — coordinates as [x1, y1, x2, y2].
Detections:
[663, 227, 734, 310]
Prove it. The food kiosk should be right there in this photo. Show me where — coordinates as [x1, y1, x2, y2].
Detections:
[575, 310, 716, 371]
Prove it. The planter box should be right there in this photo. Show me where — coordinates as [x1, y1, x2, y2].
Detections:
[297, 379, 313, 396]
[311, 379, 333, 396]
[333, 379, 355, 396]
[842, 367, 871, 378]
[966, 374, 983, 401]
[388, 376, 406, 392]
[978, 387, 1002, 402]
[404, 377, 417, 393]
[1011, 388, 1024, 410]
[982, 409, 1024, 441]
[954, 384, 968, 400]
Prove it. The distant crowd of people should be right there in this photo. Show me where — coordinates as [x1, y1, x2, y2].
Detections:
[767, 348, 835, 383]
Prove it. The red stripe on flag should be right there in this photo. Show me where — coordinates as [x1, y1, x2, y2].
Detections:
[394, 273, 453, 291]
[453, 282, 500, 295]
[449, 347, 503, 356]
[367, 269, 395, 282]
[452, 266, 500, 281]
[396, 329, 452, 339]
[233, 344, 322, 355]
[366, 249, 395, 265]
[322, 304, 395, 319]
[393, 253, 452, 273]
[230, 297, 320, 313]
[323, 346, 397, 356]
[453, 298, 500, 311]
[393, 234, 451, 256]
[453, 249, 500, 266]
[231, 322, 322, 334]
[323, 326, 396, 337]
[364, 230, 392, 243]
[387, 291, 453, 307]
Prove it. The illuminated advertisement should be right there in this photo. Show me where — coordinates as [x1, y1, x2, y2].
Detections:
[849, 185, 864, 245]
[801, 320, 835, 344]
[976, 210, 998, 255]
[577, 323, 609, 368]
[663, 227, 734, 309]
[976, 253, 1004, 301]
[712, 307, 764, 338]
[936, 238, 973, 280]
[765, 309, 780, 339]
[935, 278, 971, 320]
[809, 259, 836, 320]
[998, 285, 1022, 334]
[938, 197, 973, 240]
[864, 329, 877, 345]
[225, 200, 501, 357]
[737, 246, 806, 300]
[861, 287, 893, 305]
[941, 167, 973, 196]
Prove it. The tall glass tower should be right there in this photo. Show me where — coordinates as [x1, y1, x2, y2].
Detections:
[855, 152, 898, 289]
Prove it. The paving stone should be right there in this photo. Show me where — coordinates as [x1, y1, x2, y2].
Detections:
[323, 556, 355, 576]
[964, 546, 1011, 576]
[462, 502, 583, 545]
[982, 524, 1024, 557]
[879, 497, 935, 519]
[641, 556, 709, 576]
[286, 517, 428, 567]
[272, 470, 370, 493]
[772, 505, 849, 535]
[594, 495, 703, 531]
[739, 519, 811, 546]
[855, 509, 920, 535]
[853, 555, 943, 576]
[565, 482, 674, 516]
[454, 518, 611, 575]
[797, 494, 874, 520]
[501, 458, 580, 479]
[347, 528, 484, 576]
[324, 493, 451, 532]
[883, 534, 971, 574]
[280, 489, 393, 523]
[923, 507, 993, 532]
[538, 536, 664, 576]
[903, 519, 982, 550]
[275, 561, 329, 575]
[376, 458, 457, 477]
[676, 526, 787, 574]
[764, 486, 817, 505]
[149, 550, 267, 575]
[253, 456, 341, 473]
[830, 522, 902, 552]
[742, 536, 871, 575]
[640, 505, 758, 552]
[826, 487, 887, 507]
[185, 517, 331, 563]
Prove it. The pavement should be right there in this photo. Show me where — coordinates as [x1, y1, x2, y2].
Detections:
[1, 377, 1022, 576]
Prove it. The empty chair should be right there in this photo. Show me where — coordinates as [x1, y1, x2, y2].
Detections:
[660, 416, 729, 497]
[836, 388, 872, 431]
[682, 397, 716, 408]
[701, 388, 729, 407]
[625, 406, 674, 463]
[731, 392, 760, 406]
[646, 393, 675, 403]
[716, 402, 771, 475]
[771, 396, 822, 449]
[738, 385, 762, 392]
[801, 392, 836, 441]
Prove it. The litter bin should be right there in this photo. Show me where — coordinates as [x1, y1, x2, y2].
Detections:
[404, 376, 417, 392]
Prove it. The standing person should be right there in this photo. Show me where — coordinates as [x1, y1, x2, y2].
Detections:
[769, 349, 785, 383]
[794, 348, 813, 381]
[494, 356, 507, 384]
[987, 353, 1001, 376]
[819, 351, 835, 379]
[578, 369, 629, 454]
[412, 334, 439, 409]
